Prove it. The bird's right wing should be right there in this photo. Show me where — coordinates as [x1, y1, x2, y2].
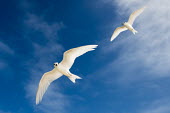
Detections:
[60, 45, 98, 69]
[110, 26, 127, 41]
[36, 69, 63, 105]
[128, 6, 146, 25]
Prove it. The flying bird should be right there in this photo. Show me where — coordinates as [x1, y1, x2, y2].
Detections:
[110, 6, 146, 41]
[36, 45, 98, 105]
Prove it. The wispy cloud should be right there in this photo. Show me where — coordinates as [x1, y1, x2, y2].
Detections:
[23, 13, 65, 73]
[24, 15, 68, 113]
[0, 41, 14, 55]
[24, 14, 67, 112]
[20, 1, 70, 112]
[97, 0, 170, 85]
[26, 75, 69, 113]
[24, 14, 65, 39]
[0, 41, 14, 70]
[139, 98, 170, 113]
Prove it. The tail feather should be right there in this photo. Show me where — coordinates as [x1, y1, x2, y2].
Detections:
[132, 29, 138, 34]
[68, 74, 82, 83]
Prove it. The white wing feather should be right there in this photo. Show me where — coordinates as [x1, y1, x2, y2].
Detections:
[36, 69, 62, 105]
[128, 6, 146, 25]
[110, 26, 127, 41]
[60, 45, 98, 69]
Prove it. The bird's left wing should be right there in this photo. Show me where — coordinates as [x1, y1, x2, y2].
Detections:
[128, 6, 146, 25]
[60, 45, 98, 69]
[36, 69, 63, 105]
[110, 26, 127, 41]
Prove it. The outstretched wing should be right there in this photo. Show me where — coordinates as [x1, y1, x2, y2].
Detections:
[128, 6, 146, 25]
[36, 69, 63, 105]
[110, 26, 127, 41]
[60, 45, 98, 69]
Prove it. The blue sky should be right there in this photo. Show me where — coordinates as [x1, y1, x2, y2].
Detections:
[0, 0, 170, 113]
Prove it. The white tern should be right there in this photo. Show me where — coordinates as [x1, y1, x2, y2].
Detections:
[110, 6, 146, 41]
[36, 45, 98, 105]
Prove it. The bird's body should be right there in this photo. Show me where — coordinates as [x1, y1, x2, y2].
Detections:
[123, 22, 134, 31]
[36, 45, 98, 105]
[56, 64, 70, 76]
[110, 6, 146, 41]
[123, 22, 138, 34]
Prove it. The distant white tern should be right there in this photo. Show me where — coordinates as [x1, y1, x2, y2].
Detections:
[110, 6, 146, 41]
[36, 45, 98, 105]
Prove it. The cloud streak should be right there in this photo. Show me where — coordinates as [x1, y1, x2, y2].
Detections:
[20, 1, 70, 112]
[24, 14, 65, 39]
[98, 0, 170, 85]
[0, 41, 14, 55]
[24, 14, 67, 112]
[24, 14, 68, 112]
[139, 98, 170, 113]
[26, 75, 69, 113]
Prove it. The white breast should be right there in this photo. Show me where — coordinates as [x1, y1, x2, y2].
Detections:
[56, 64, 68, 75]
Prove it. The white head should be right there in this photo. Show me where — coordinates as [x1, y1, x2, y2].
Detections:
[54, 62, 58, 67]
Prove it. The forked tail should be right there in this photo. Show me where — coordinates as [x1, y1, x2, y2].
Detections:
[68, 74, 82, 83]
[132, 29, 138, 34]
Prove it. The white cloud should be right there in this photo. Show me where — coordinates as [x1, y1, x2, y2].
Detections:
[98, 0, 170, 85]
[0, 42, 14, 69]
[24, 20, 67, 113]
[26, 75, 69, 113]
[24, 21, 68, 113]
[0, 41, 14, 55]
[24, 14, 65, 39]
[139, 98, 170, 113]
[23, 10, 69, 113]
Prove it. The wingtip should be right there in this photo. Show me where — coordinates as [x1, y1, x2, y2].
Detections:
[36, 101, 39, 105]
[36, 96, 41, 105]
[89, 45, 98, 48]
[92, 44, 98, 46]
[36, 98, 40, 105]
[110, 37, 114, 42]
[94, 45, 98, 48]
